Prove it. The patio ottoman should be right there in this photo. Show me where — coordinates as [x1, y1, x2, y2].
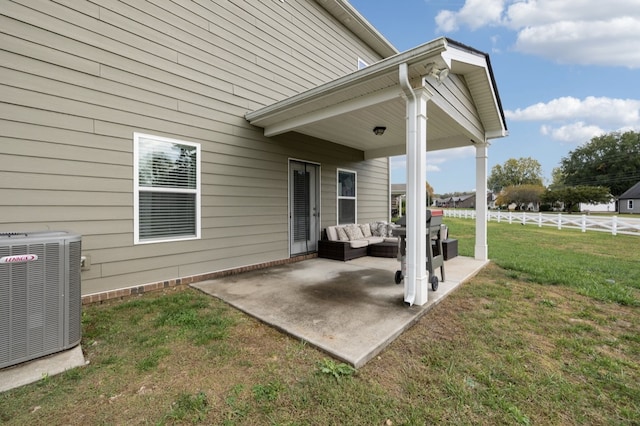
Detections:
[440, 238, 458, 260]
[367, 241, 398, 258]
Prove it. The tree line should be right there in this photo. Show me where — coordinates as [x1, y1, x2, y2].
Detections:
[487, 130, 640, 212]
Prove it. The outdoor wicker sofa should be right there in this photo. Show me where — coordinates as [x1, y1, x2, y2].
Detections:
[318, 222, 399, 261]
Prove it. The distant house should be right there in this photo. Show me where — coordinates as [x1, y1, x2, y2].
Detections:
[618, 182, 640, 214]
[393, 184, 485, 214]
[579, 201, 616, 213]
[434, 192, 495, 209]
[434, 195, 458, 208]
[439, 194, 475, 208]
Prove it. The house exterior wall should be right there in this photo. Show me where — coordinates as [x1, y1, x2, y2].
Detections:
[0, 0, 390, 296]
[618, 199, 640, 214]
[457, 196, 476, 209]
[618, 182, 640, 214]
[579, 202, 616, 213]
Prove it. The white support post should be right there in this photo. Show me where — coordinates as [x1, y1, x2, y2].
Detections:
[474, 142, 489, 261]
[399, 64, 431, 306]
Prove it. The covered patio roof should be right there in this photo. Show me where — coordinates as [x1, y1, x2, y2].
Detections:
[246, 33, 507, 307]
[246, 37, 507, 160]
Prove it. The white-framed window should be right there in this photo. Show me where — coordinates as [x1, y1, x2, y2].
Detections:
[629, 200, 634, 210]
[337, 169, 356, 224]
[133, 133, 201, 244]
[357, 57, 368, 70]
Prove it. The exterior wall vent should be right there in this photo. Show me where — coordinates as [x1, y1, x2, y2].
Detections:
[0, 231, 81, 369]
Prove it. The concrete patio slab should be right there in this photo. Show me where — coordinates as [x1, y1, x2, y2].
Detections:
[192, 256, 487, 368]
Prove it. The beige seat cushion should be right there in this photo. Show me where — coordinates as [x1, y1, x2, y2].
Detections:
[365, 236, 384, 245]
[326, 226, 339, 241]
[349, 239, 369, 249]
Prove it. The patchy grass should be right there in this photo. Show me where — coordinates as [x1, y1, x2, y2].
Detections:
[1, 221, 639, 425]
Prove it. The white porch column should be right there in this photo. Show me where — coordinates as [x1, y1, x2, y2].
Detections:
[400, 64, 431, 306]
[474, 141, 489, 260]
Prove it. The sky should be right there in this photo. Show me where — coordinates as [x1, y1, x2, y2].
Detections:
[348, 0, 640, 195]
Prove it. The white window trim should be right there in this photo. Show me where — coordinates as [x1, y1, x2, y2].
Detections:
[133, 132, 201, 244]
[629, 200, 634, 210]
[337, 168, 357, 225]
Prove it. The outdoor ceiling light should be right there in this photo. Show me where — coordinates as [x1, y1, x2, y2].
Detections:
[425, 63, 450, 84]
[433, 67, 449, 83]
[373, 126, 386, 136]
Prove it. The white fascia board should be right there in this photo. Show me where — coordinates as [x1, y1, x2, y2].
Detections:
[441, 46, 487, 71]
[246, 39, 448, 125]
[486, 129, 509, 139]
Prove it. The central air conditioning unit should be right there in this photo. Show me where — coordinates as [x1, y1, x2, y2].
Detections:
[0, 231, 82, 369]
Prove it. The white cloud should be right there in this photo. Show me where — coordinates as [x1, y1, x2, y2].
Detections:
[435, 0, 640, 68]
[515, 17, 640, 68]
[391, 155, 441, 174]
[504, 0, 640, 29]
[434, 10, 458, 33]
[490, 35, 501, 53]
[506, 96, 640, 126]
[390, 146, 476, 176]
[540, 122, 605, 143]
[435, 0, 506, 32]
[507, 96, 640, 143]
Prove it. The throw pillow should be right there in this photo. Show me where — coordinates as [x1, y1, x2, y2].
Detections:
[375, 222, 389, 237]
[337, 226, 349, 241]
[345, 224, 364, 240]
[360, 223, 372, 238]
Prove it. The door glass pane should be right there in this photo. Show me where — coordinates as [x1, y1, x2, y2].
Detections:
[293, 169, 310, 242]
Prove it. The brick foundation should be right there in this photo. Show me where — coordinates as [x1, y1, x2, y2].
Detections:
[81, 253, 317, 305]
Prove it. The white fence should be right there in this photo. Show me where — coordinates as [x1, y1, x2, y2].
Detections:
[443, 209, 640, 236]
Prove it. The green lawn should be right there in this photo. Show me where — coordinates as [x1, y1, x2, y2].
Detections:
[1, 219, 638, 425]
[448, 218, 640, 305]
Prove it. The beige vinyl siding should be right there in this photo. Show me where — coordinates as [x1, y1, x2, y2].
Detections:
[0, 0, 389, 295]
[433, 74, 485, 141]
